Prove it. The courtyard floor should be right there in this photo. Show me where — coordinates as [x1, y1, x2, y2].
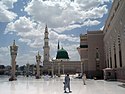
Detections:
[0, 75, 125, 94]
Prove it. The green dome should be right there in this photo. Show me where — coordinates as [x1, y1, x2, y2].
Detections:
[56, 47, 69, 59]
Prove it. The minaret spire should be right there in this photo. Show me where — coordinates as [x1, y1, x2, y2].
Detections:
[57, 40, 60, 50]
[13, 40, 15, 46]
[45, 24, 48, 33]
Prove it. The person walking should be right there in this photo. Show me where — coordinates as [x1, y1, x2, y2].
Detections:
[82, 73, 86, 85]
[64, 74, 72, 93]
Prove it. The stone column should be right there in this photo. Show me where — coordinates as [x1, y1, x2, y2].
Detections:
[81, 62, 83, 74]
[36, 51, 41, 79]
[51, 60, 54, 78]
[58, 62, 60, 77]
[9, 40, 18, 81]
[62, 65, 64, 74]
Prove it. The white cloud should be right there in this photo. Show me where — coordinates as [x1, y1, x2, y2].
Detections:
[0, 46, 10, 65]
[1, 0, 17, 8]
[17, 53, 36, 65]
[24, 0, 108, 30]
[18, 38, 31, 45]
[83, 19, 100, 26]
[0, 1, 17, 22]
[53, 24, 81, 33]
[100, 26, 104, 30]
[5, 16, 40, 35]
[5, 16, 44, 48]
[0, 47, 9, 52]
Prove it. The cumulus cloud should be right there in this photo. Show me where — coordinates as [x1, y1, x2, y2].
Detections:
[0, 47, 9, 53]
[1, 0, 17, 8]
[0, 0, 17, 22]
[5, 16, 44, 48]
[18, 38, 31, 45]
[0, 46, 10, 65]
[83, 19, 100, 26]
[5, 16, 38, 34]
[24, 0, 108, 29]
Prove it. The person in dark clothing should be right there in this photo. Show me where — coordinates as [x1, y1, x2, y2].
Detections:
[64, 74, 72, 93]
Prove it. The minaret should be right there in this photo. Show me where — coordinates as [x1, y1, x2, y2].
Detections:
[43, 24, 50, 64]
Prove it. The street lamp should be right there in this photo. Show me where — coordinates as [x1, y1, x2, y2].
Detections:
[9, 40, 18, 81]
[36, 51, 41, 79]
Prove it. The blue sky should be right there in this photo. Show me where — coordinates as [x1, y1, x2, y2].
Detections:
[0, 0, 112, 66]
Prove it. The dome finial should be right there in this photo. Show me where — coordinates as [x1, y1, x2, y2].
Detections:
[45, 24, 48, 33]
[61, 46, 63, 49]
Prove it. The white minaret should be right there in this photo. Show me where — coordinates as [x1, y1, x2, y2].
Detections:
[43, 25, 50, 64]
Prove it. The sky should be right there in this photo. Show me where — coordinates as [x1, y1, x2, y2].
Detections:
[0, 0, 112, 66]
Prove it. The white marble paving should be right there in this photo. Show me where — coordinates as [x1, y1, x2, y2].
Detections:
[0, 75, 125, 94]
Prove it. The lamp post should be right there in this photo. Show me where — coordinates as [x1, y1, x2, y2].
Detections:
[36, 51, 41, 79]
[9, 40, 18, 81]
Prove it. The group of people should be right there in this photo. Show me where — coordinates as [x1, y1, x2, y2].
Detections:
[63, 73, 86, 93]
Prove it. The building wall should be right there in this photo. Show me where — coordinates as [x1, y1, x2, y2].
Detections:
[88, 31, 104, 70]
[77, 31, 104, 79]
[87, 31, 104, 78]
[103, 0, 125, 82]
[42, 61, 82, 75]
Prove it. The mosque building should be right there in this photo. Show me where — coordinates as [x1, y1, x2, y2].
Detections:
[42, 25, 104, 79]
[42, 0, 125, 82]
[42, 24, 81, 76]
